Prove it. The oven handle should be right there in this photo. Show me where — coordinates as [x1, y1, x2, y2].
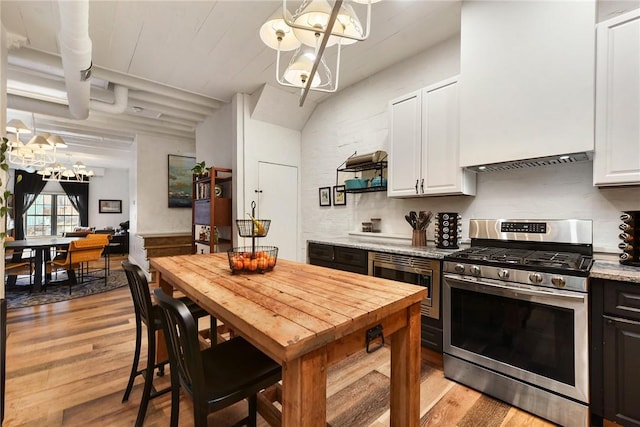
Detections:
[443, 274, 586, 301]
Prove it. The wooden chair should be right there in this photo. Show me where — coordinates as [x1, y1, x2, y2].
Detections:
[85, 233, 110, 274]
[121, 261, 214, 427]
[4, 237, 34, 292]
[153, 287, 282, 427]
[46, 238, 107, 294]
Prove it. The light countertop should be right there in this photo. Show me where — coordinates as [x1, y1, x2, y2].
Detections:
[308, 237, 640, 284]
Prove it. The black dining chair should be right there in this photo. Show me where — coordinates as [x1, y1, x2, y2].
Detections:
[121, 261, 214, 427]
[153, 287, 282, 427]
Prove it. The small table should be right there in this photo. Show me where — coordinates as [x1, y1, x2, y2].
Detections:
[6, 237, 79, 292]
[150, 253, 426, 427]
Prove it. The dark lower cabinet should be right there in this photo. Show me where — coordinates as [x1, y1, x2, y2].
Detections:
[591, 278, 640, 427]
[308, 242, 368, 275]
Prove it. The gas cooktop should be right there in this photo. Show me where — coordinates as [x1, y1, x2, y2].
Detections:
[446, 246, 593, 275]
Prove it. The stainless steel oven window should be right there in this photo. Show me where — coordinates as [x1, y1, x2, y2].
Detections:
[368, 252, 440, 320]
[443, 274, 589, 404]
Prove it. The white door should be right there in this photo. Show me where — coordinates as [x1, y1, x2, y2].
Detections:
[257, 162, 298, 261]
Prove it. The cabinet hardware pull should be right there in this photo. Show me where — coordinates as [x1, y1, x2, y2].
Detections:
[421, 178, 424, 193]
[415, 180, 419, 194]
[255, 189, 263, 193]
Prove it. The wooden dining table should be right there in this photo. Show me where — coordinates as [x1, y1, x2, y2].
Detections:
[150, 252, 426, 427]
[5, 237, 80, 292]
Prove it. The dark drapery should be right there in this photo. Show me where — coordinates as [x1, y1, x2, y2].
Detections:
[60, 181, 89, 227]
[13, 171, 47, 240]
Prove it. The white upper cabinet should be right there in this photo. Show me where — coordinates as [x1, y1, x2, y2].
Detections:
[389, 77, 476, 198]
[593, 9, 640, 186]
[459, 1, 596, 167]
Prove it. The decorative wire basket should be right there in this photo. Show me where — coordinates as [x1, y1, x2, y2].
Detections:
[236, 219, 271, 237]
[227, 246, 278, 274]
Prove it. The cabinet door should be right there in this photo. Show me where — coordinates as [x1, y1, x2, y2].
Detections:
[603, 315, 640, 426]
[594, 9, 640, 186]
[422, 77, 476, 196]
[388, 91, 422, 197]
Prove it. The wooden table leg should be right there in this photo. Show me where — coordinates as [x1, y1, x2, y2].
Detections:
[281, 347, 327, 427]
[390, 302, 421, 427]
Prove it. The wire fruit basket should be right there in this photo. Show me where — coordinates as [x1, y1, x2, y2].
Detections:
[228, 246, 278, 273]
[236, 219, 271, 237]
[228, 201, 278, 274]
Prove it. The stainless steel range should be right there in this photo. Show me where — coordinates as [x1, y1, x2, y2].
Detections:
[443, 219, 593, 427]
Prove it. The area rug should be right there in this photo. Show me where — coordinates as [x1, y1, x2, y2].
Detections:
[5, 270, 128, 310]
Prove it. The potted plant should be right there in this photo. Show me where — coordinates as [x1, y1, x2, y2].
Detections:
[191, 161, 207, 179]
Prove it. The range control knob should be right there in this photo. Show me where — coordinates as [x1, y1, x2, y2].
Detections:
[529, 273, 543, 284]
[498, 269, 510, 279]
[551, 276, 566, 288]
[454, 264, 465, 274]
[470, 265, 481, 276]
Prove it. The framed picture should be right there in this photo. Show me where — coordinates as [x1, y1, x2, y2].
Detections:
[333, 185, 346, 206]
[319, 187, 331, 207]
[99, 199, 122, 214]
[168, 154, 195, 208]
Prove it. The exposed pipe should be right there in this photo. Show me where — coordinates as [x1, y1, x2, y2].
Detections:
[57, 0, 92, 120]
[90, 85, 128, 114]
[10, 48, 224, 109]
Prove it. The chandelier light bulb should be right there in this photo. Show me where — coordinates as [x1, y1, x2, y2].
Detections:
[284, 52, 322, 88]
[260, 17, 301, 51]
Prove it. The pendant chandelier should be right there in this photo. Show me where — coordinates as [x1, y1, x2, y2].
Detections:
[259, 0, 380, 106]
[37, 159, 94, 184]
[5, 117, 67, 168]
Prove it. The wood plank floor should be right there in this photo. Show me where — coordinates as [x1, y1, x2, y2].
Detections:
[3, 256, 556, 427]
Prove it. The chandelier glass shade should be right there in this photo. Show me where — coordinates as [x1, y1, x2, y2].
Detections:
[37, 161, 94, 183]
[5, 117, 67, 168]
[259, 0, 379, 104]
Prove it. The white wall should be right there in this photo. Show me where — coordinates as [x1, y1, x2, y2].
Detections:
[301, 34, 640, 256]
[88, 168, 129, 229]
[195, 102, 233, 169]
[134, 133, 195, 234]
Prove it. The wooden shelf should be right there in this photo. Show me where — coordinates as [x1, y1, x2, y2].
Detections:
[192, 167, 232, 254]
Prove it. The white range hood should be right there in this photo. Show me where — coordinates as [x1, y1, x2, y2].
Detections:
[458, 1, 596, 169]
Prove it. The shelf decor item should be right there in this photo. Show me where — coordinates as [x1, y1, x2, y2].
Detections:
[228, 201, 278, 273]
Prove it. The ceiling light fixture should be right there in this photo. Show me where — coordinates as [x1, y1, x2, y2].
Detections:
[5, 115, 67, 168]
[37, 158, 94, 183]
[260, 0, 380, 106]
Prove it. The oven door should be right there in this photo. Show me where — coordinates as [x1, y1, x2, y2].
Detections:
[443, 273, 589, 404]
[369, 254, 439, 320]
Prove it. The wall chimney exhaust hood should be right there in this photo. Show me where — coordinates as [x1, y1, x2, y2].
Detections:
[465, 152, 593, 173]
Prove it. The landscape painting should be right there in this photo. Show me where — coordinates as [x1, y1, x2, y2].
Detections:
[168, 154, 195, 208]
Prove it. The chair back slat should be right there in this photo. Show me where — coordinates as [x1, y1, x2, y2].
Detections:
[153, 288, 206, 399]
[122, 261, 155, 328]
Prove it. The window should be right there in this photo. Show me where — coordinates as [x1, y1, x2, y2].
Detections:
[25, 194, 80, 237]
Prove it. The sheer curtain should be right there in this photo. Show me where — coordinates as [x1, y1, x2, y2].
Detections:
[13, 171, 46, 240]
[59, 181, 89, 227]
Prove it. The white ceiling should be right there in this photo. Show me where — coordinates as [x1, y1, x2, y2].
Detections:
[1, 0, 462, 168]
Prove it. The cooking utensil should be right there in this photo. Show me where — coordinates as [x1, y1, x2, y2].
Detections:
[410, 211, 417, 228]
[405, 214, 415, 229]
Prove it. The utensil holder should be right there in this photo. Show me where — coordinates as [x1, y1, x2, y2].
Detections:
[412, 229, 427, 247]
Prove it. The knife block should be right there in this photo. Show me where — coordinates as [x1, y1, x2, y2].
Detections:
[619, 210, 640, 267]
[434, 212, 461, 249]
